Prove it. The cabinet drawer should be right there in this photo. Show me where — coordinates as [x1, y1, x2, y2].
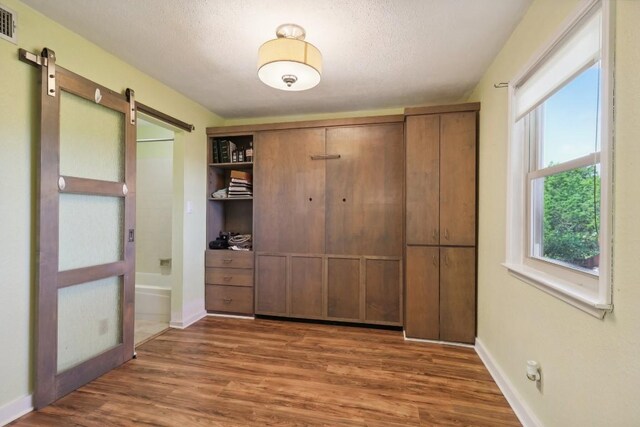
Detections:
[205, 267, 253, 287]
[205, 250, 254, 269]
[205, 285, 253, 314]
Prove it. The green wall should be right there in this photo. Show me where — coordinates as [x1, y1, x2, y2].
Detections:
[468, 0, 640, 425]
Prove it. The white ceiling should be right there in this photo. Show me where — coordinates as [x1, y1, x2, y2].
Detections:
[22, 0, 531, 119]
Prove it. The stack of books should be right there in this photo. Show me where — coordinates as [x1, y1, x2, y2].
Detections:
[228, 170, 252, 198]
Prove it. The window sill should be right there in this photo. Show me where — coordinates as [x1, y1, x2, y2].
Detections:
[502, 262, 612, 319]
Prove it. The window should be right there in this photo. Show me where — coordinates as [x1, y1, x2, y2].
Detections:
[505, 0, 613, 318]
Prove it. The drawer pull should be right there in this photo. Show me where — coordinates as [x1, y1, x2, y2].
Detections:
[222, 259, 233, 264]
[223, 276, 232, 281]
[223, 298, 233, 304]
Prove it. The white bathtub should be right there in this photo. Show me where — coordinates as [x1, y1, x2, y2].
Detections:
[135, 273, 171, 322]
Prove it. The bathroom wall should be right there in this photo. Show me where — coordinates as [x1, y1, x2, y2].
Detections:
[136, 119, 174, 281]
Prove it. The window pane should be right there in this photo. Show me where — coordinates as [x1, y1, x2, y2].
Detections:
[532, 165, 600, 273]
[540, 64, 601, 168]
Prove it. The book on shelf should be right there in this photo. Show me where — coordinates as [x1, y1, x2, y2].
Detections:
[230, 169, 252, 181]
[212, 140, 220, 163]
[215, 140, 236, 163]
[230, 178, 252, 186]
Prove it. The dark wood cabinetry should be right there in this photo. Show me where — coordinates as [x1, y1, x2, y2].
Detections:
[405, 246, 440, 339]
[205, 134, 255, 315]
[325, 125, 403, 257]
[204, 106, 476, 336]
[440, 114, 477, 246]
[440, 247, 476, 343]
[252, 120, 404, 326]
[205, 250, 254, 315]
[254, 129, 326, 254]
[406, 112, 476, 247]
[404, 104, 479, 344]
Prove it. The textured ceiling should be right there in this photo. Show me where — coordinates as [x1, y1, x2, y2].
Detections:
[21, 0, 531, 119]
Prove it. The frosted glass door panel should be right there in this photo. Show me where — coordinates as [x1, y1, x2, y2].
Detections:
[59, 194, 124, 271]
[57, 276, 123, 373]
[59, 90, 124, 182]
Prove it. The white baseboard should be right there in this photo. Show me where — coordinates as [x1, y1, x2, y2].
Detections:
[475, 338, 542, 427]
[170, 309, 207, 329]
[0, 394, 33, 426]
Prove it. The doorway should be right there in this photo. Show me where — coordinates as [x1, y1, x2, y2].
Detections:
[134, 116, 175, 345]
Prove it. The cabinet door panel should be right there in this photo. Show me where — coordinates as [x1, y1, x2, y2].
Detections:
[440, 113, 476, 246]
[325, 124, 403, 256]
[405, 246, 440, 340]
[290, 256, 323, 317]
[365, 259, 401, 324]
[406, 115, 440, 245]
[440, 247, 476, 344]
[327, 258, 361, 320]
[254, 128, 326, 253]
[255, 255, 287, 315]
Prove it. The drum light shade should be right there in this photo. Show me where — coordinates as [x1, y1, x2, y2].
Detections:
[258, 24, 322, 91]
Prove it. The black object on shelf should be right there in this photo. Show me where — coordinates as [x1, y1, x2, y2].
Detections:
[209, 231, 230, 250]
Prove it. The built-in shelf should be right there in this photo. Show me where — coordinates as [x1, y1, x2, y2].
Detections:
[208, 197, 253, 202]
[208, 162, 253, 170]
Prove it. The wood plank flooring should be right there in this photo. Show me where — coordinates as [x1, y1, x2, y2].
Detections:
[13, 317, 520, 426]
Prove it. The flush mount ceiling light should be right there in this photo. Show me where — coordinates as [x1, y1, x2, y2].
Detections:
[258, 24, 322, 91]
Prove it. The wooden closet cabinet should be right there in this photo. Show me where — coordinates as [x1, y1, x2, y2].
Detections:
[405, 246, 476, 343]
[404, 104, 479, 344]
[253, 120, 404, 326]
[406, 112, 476, 246]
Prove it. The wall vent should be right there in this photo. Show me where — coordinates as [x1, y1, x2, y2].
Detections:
[0, 3, 17, 44]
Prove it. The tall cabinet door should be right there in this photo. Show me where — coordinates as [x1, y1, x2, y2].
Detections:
[325, 123, 403, 256]
[440, 113, 477, 246]
[440, 247, 476, 344]
[405, 247, 440, 340]
[254, 128, 326, 315]
[254, 128, 326, 253]
[406, 115, 440, 245]
[325, 123, 403, 325]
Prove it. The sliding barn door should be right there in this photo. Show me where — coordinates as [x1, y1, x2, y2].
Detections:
[33, 49, 136, 408]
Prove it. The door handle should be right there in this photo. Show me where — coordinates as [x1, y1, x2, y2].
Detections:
[444, 254, 450, 267]
[444, 229, 449, 240]
[310, 154, 341, 160]
[432, 255, 437, 266]
[432, 229, 438, 241]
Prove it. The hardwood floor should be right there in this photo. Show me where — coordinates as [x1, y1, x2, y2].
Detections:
[13, 317, 520, 426]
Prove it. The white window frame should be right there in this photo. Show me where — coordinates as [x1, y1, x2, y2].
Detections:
[504, 0, 614, 318]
